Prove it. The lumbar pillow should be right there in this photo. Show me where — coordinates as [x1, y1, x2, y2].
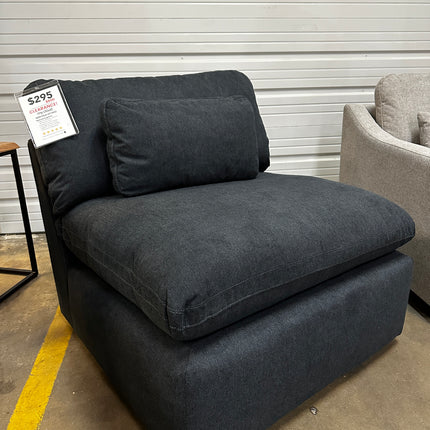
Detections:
[375, 73, 430, 143]
[417, 112, 430, 147]
[100, 96, 259, 196]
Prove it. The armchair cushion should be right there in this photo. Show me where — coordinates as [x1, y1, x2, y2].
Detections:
[61, 172, 414, 341]
[417, 112, 430, 147]
[375, 73, 430, 143]
[101, 96, 259, 196]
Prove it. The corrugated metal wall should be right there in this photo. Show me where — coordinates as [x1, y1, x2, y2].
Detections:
[1, 1, 430, 233]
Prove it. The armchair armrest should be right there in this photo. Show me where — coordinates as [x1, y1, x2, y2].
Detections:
[340, 104, 430, 303]
[340, 104, 430, 211]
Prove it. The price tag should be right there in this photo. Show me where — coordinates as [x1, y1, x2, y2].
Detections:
[16, 80, 79, 148]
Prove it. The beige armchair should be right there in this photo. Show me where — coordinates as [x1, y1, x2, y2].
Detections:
[340, 103, 430, 307]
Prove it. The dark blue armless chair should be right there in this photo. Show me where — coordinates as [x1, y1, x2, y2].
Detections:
[28, 71, 414, 430]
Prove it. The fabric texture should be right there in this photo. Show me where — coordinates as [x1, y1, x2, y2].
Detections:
[68, 251, 412, 429]
[375, 73, 430, 143]
[101, 96, 259, 196]
[340, 103, 430, 305]
[417, 111, 430, 147]
[62, 172, 415, 340]
[27, 70, 270, 216]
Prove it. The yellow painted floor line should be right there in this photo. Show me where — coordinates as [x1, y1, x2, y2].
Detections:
[7, 306, 73, 430]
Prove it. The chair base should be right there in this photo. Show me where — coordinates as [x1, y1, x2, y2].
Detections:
[66, 251, 412, 430]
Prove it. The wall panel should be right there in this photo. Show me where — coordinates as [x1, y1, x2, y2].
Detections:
[0, 1, 429, 232]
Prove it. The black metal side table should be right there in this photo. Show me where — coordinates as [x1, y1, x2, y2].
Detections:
[0, 142, 38, 302]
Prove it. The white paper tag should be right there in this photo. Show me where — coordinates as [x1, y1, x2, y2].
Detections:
[16, 81, 79, 148]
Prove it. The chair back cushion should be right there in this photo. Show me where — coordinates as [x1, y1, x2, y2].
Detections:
[29, 71, 269, 216]
[375, 73, 430, 143]
[101, 95, 259, 196]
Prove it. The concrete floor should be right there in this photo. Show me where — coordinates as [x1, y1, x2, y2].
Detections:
[1, 234, 429, 430]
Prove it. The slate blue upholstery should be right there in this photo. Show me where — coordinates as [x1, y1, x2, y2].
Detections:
[61, 173, 414, 340]
[100, 95, 259, 196]
[27, 70, 415, 429]
[30, 71, 269, 216]
[68, 251, 412, 430]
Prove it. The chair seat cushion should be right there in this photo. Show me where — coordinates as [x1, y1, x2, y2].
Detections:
[61, 173, 414, 340]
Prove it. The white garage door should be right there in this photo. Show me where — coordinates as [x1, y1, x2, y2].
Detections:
[1, 0, 429, 233]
